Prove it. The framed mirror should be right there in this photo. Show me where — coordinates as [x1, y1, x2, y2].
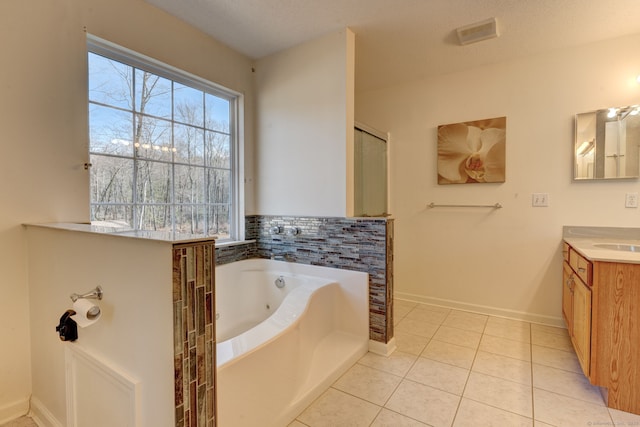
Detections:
[574, 105, 640, 180]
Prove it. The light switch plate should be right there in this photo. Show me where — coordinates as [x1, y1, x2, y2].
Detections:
[625, 192, 638, 208]
[532, 193, 549, 207]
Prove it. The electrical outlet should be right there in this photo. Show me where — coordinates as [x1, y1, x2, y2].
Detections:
[532, 193, 549, 207]
[625, 192, 638, 208]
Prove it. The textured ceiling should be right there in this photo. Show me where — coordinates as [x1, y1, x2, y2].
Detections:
[145, 0, 640, 91]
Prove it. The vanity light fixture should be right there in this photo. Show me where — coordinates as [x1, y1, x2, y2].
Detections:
[636, 75, 640, 84]
[607, 108, 618, 118]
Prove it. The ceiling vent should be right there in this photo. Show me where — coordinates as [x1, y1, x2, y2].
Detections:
[456, 17, 499, 45]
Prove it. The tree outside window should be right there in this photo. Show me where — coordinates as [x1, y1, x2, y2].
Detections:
[88, 46, 236, 239]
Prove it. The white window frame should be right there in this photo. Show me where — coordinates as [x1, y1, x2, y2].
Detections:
[87, 35, 244, 242]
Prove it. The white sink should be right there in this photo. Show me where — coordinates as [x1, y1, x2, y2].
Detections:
[593, 243, 640, 252]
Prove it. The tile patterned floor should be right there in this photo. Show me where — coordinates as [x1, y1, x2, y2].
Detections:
[0, 417, 37, 427]
[6, 301, 640, 427]
[291, 300, 640, 427]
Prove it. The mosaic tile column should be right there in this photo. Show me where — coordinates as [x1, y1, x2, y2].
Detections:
[173, 241, 216, 427]
[385, 219, 394, 342]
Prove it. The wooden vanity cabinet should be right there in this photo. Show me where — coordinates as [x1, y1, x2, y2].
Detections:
[562, 241, 640, 415]
[591, 261, 640, 414]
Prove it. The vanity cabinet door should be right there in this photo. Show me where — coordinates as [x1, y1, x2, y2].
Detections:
[562, 262, 573, 331]
[562, 256, 591, 378]
[571, 276, 592, 377]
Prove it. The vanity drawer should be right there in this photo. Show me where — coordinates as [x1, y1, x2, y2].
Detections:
[569, 248, 592, 286]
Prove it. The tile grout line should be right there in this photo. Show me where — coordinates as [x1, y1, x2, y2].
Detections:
[366, 302, 433, 426]
[530, 322, 537, 426]
[364, 302, 431, 426]
[299, 304, 620, 426]
[375, 305, 453, 426]
[448, 313, 488, 426]
[395, 307, 566, 425]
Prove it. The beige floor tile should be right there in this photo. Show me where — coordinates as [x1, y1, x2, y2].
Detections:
[531, 329, 574, 352]
[533, 388, 613, 427]
[385, 380, 460, 427]
[531, 344, 582, 374]
[432, 325, 482, 349]
[413, 303, 451, 314]
[333, 363, 402, 406]
[394, 301, 415, 319]
[0, 417, 38, 427]
[479, 334, 531, 361]
[533, 422, 555, 427]
[406, 308, 448, 324]
[486, 316, 530, 329]
[294, 310, 637, 426]
[472, 351, 532, 386]
[406, 357, 470, 395]
[532, 364, 605, 405]
[453, 398, 533, 427]
[395, 299, 418, 311]
[296, 388, 380, 427]
[370, 408, 429, 426]
[393, 331, 430, 356]
[531, 323, 569, 337]
[609, 407, 640, 425]
[484, 321, 531, 343]
[358, 350, 418, 377]
[395, 318, 440, 339]
[421, 339, 477, 369]
[443, 310, 488, 333]
[463, 372, 533, 418]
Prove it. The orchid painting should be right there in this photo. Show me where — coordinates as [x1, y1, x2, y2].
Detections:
[437, 116, 506, 184]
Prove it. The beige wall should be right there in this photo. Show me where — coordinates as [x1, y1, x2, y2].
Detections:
[253, 29, 355, 217]
[356, 33, 640, 324]
[27, 227, 174, 426]
[0, 0, 254, 421]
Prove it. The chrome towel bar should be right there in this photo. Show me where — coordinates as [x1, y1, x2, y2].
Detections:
[428, 202, 502, 209]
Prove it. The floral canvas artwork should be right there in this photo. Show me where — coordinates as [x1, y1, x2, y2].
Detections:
[437, 116, 506, 184]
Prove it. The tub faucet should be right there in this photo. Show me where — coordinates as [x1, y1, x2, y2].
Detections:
[271, 253, 295, 262]
[275, 276, 286, 288]
[269, 225, 282, 235]
[286, 227, 301, 236]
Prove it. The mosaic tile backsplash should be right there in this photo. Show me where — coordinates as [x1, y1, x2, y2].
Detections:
[215, 215, 394, 343]
[173, 242, 216, 427]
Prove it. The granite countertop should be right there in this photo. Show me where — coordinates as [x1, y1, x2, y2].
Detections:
[25, 222, 218, 244]
[563, 226, 640, 264]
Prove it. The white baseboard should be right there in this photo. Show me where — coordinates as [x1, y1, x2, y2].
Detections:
[0, 397, 29, 425]
[30, 397, 63, 427]
[394, 292, 565, 328]
[369, 337, 397, 357]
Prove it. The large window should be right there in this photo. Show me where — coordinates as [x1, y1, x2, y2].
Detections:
[88, 37, 241, 241]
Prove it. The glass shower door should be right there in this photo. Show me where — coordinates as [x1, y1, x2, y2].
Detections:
[354, 126, 387, 217]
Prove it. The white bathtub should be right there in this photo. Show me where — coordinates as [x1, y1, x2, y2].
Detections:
[215, 258, 369, 427]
